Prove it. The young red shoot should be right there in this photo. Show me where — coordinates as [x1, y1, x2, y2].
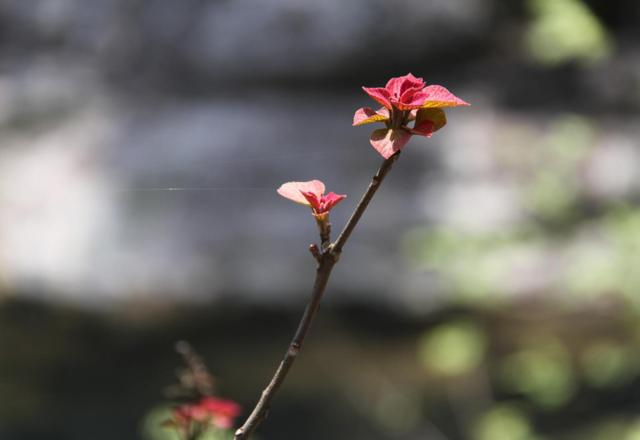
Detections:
[353, 73, 469, 159]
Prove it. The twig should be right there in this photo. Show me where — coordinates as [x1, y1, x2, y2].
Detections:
[234, 152, 401, 440]
[333, 152, 401, 255]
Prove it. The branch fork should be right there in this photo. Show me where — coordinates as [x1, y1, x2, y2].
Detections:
[234, 152, 400, 440]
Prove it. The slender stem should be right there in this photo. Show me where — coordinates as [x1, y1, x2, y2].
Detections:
[333, 152, 401, 255]
[234, 256, 335, 440]
[234, 153, 401, 440]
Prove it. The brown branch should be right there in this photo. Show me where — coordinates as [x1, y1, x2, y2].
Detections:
[333, 152, 401, 255]
[234, 255, 335, 440]
[234, 153, 401, 440]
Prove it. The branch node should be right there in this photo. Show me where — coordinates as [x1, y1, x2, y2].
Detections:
[308, 243, 321, 261]
[288, 342, 301, 357]
[235, 154, 401, 440]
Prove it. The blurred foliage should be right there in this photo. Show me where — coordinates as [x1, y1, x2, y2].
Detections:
[142, 406, 178, 440]
[581, 340, 638, 388]
[525, 0, 612, 65]
[402, 107, 640, 439]
[626, 420, 640, 440]
[373, 386, 422, 434]
[142, 405, 233, 440]
[472, 405, 542, 440]
[565, 208, 640, 302]
[418, 320, 487, 377]
[499, 337, 576, 409]
[404, 113, 640, 308]
[524, 116, 594, 221]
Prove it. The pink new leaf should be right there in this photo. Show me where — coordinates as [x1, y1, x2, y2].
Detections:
[277, 180, 325, 206]
[353, 107, 390, 126]
[279, 180, 346, 215]
[362, 87, 392, 109]
[411, 108, 447, 136]
[370, 128, 412, 159]
[419, 85, 470, 108]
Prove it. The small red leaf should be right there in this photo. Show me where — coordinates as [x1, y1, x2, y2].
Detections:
[411, 108, 447, 136]
[277, 180, 325, 205]
[353, 107, 390, 126]
[419, 85, 470, 108]
[362, 87, 392, 109]
[370, 128, 412, 159]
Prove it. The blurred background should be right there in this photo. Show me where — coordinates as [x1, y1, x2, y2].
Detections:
[1, 0, 639, 439]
